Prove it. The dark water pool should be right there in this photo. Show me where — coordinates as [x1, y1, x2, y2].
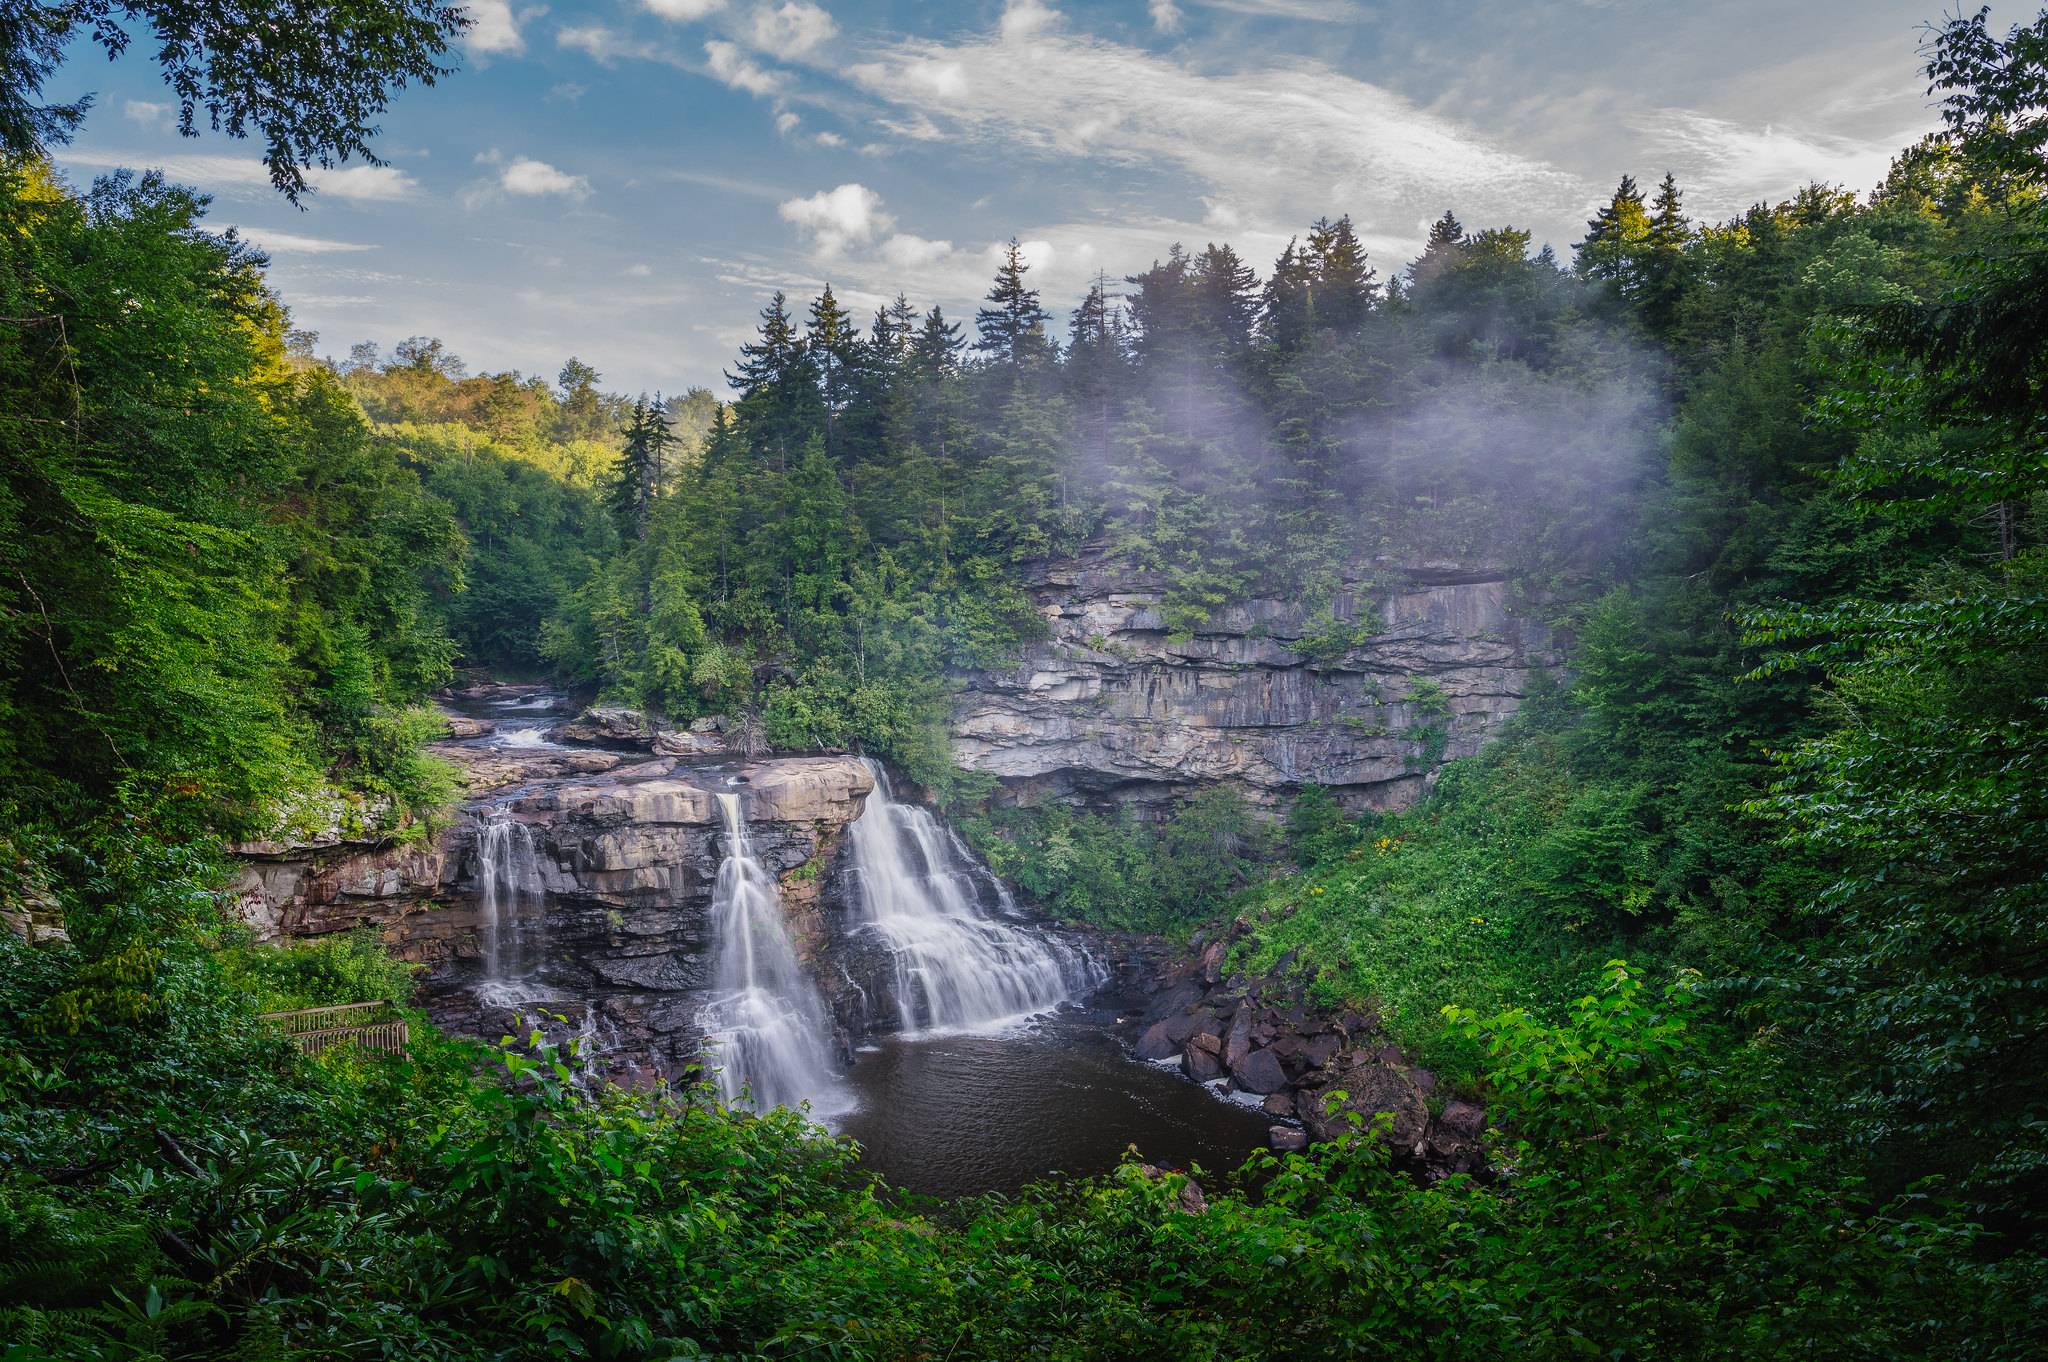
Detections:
[825, 1004, 1277, 1201]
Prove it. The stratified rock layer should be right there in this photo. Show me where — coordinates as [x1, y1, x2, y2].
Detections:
[950, 551, 1564, 812]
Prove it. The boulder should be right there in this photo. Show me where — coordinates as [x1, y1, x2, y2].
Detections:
[1182, 1033, 1223, 1082]
[1232, 1046, 1289, 1095]
[444, 715, 497, 739]
[1141, 978, 1206, 1024]
[688, 716, 729, 734]
[1408, 1067, 1438, 1096]
[563, 752, 622, 774]
[1269, 1126, 1309, 1153]
[1163, 1008, 1210, 1045]
[654, 730, 725, 757]
[1260, 1091, 1295, 1118]
[1298, 1034, 1341, 1068]
[561, 707, 666, 746]
[1134, 1020, 1179, 1061]
[1298, 1064, 1429, 1149]
[1223, 1007, 1253, 1073]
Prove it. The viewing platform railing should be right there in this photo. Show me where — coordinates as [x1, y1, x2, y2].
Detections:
[257, 1000, 409, 1059]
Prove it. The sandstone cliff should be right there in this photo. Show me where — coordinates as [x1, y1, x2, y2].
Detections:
[950, 550, 1565, 813]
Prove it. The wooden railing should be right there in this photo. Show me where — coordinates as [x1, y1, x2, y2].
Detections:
[258, 1000, 409, 1059]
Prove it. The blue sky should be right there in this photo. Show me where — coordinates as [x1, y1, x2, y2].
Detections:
[49, 0, 1988, 395]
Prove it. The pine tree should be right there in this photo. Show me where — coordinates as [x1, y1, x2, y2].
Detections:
[1576, 174, 1651, 294]
[727, 291, 820, 471]
[807, 285, 860, 459]
[726, 292, 802, 396]
[608, 397, 678, 540]
[1067, 273, 1128, 461]
[1408, 209, 1467, 291]
[1305, 215, 1375, 332]
[1260, 237, 1316, 351]
[911, 306, 965, 382]
[1639, 172, 1693, 331]
[973, 239, 1055, 369]
[1190, 242, 1260, 354]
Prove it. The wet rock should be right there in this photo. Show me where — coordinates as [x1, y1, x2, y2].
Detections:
[1223, 1007, 1253, 1072]
[1232, 1046, 1289, 1094]
[1135, 1020, 1179, 1061]
[1141, 978, 1206, 1024]
[1182, 1033, 1224, 1082]
[564, 752, 622, 774]
[1261, 1091, 1296, 1118]
[1299, 1034, 1342, 1068]
[444, 715, 497, 739]
[1298, 1064, 1430, 1148]
[1269, 1126, 1309, 1153]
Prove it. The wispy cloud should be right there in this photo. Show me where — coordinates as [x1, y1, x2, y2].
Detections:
[466, 151, 592, 207]
[705, 39, 784, 94]
[1641, 108, 1923, 219]
[123, 100, 171, 129]
[228, 227, 379, 253]
[53, 151, 418, 201]
[641, 0, 726, 16]
[842, 2, 1584, 258]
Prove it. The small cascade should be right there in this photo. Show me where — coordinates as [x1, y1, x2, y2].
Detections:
[475, 811, 539, 980]
[697, 793, 842, 1112]
[850, 760, 1104, 1034]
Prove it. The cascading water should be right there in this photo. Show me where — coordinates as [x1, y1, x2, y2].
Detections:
[697, 793, 843, 1112]
[850, 760, 1104, 1034]
[475, 811, 539, 981]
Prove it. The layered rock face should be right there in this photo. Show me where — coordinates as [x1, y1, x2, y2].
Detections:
[951, 551, 1564, 813]
[230, 736, 876, 1082]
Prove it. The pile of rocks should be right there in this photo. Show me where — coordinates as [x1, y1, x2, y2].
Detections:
[1133, 928, 1488, 1179]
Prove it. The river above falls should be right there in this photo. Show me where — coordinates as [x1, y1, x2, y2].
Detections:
[827, 1000, 1278, 1201]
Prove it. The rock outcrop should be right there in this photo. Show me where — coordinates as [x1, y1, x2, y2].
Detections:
[1128, 917, 1489, 1180]
[229, 730, 880, 1083]
[950, 549, 1564, 813]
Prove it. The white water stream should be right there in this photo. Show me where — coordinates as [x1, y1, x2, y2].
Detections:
[849, 760, 1104, 1035]
[475, 812, 539, 980]
[697, 793, 844, 1113]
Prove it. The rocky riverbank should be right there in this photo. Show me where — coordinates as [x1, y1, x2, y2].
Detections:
[1125, 915, 1489, 1179]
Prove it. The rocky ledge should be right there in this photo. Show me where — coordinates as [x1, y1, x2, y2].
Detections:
[1129, 919, 1488, 1179]
[230, 715, 878, 1082]
[950, 548, 1565, 815]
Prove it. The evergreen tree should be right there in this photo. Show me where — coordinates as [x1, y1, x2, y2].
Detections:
[911, 305, 965, 382]
[1640, 172, 1693, 330]
[973, 239, 1055, 370]
[1190, 241, 1261, 354]
[1304, 215, 1375, 331]
[1067, 274, 1128, 461]
[1408, 209, 1467, 290]
[607, 397, 678, 540]
[727, 291, 820, 471]
[1576, 174, 1652, 294]
[807, 285, 860, 460]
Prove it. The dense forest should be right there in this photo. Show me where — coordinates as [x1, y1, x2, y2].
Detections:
[4, 2, 2048, 1357]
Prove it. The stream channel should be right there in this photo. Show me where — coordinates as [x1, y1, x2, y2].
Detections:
[446, 691, 1276, 1200]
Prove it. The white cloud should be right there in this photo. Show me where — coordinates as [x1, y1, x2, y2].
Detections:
[124, 100, 171, 128]
[51, 150, 417, 201]
[1149, 1, 1183, 33]
[844, 19, 1584, 262]
[776, 111, 801, 134]
[500, 157, 592, 199]
[557, 25, 620, 59]
[640, 0, 725, 17]
[311, 165, 419, 201]
[705, 39, 783, 95]
[464, 0, 525, 55]
[1000, 0, 1061, 42]
[747, 2, 837, 60]
[779, 182, 892, 256]
[815, 130, 844, 147]
[627, 262, 654, 275]
[227, 227, 378, 254]
[879, 233, 954, 270]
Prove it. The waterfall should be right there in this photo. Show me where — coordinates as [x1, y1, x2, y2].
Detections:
[697, 793, 842, 1112]
[850, 760, 1104, 1034]
[476, 811, 538, 980]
